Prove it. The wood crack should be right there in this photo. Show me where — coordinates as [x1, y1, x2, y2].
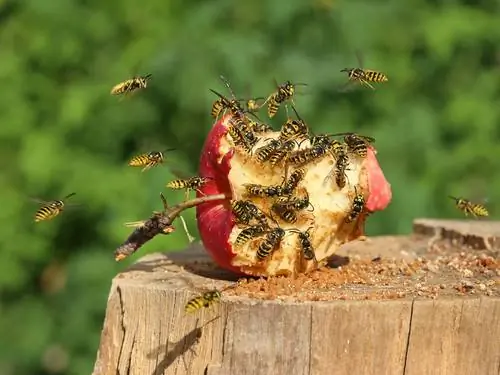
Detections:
[403, 299, 415, 375]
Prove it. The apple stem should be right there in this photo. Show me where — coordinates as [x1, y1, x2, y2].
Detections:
[114, 193, 228, 261]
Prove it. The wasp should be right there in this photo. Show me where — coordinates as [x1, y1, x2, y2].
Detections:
[271, 193, 313, 224]
[286, 143, 329, 167]
[245, 97, 266, 113]
[110, 74, 152, 97]
[128, 149, 175, 172]
[448, 196, 489, 218]
[345, 188, 365, 223]
[256, 227, 286, 260]
[225, 117, 255, 153]
[333, 132, 375, 158]
[265, 80, 307, 118]
[33, 193, 76, 222]
[324, 145, 350, 189]
[248, 120, 273, 134]
[243, 183, 286, 198]
[231, 200, 269, 226]
[269, 139, 298, 167]
[231, 200, 255, 225]
[166, 176, 213, 200]
[271, 204, 297, 224]
[254, 139, 283, 163]
[340, 51, 388, 91]
[283, 168, 306, 195]
[273, 192, 314, 212]
[210, 75, 248, 120]
[279, 106, 310, 142]
[234, 224, 268, 247]
[290, 227, 316, 261]
[185, 290, 222, 314]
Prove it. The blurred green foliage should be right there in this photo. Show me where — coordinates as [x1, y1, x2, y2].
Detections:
[1, 0, 500, 373]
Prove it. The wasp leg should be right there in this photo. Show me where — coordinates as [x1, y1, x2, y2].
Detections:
[360, 79, 375, 90]
[141, 163, 153, 172]
[179, 215, 196, 243]
[124, 220, 146, 228]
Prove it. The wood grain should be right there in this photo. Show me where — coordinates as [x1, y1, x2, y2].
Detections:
[92, 220, 500, 375]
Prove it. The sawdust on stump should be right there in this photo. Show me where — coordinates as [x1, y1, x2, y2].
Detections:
[221, 236, 500, 301]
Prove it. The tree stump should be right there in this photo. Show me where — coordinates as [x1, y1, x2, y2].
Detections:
[92, 219, 500, 375]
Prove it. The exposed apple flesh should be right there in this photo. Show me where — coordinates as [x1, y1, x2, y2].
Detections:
[196, 114, 392, 277]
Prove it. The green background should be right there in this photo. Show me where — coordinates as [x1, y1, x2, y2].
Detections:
[1, 0, 499, 373]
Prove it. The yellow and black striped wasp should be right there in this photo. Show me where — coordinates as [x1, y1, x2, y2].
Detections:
[265, 79, 308, 118]
[110, 74, 152, 98]
[32, 192, 77, 222]
[210, 75, 248, 120]
[340, 51, 388, 91]
[128, 148, 176, 172]
[166, 168, 213, 201]
[448, 196, 489, 218]
[179, 275, 237, 314]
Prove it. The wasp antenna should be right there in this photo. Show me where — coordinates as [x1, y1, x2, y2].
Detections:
[64, 192, 77, 200]
[160, 193, 169, 210]
[286, 228, 301, 234]
[163, 147, 177, 153]
[144, 73, 152, 79]
[294, 82, 308, 87]
[290, 105, 303, 121]
[219, 75, 237, 98]
[209, 88, 227, 100]
[448, 195, 459, 201]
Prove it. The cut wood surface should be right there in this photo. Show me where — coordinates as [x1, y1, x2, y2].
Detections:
[92, 219, 500, 375]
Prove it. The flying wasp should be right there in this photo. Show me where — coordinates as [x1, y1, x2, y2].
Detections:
[256, 227, 286, 260]
[33, 192, 77, 222]
[448, 196, 489, 218]
[265, 79, 307, 118]
[128, 149, 175, 172]
[345, 188, 365, 223]
[110, 74, 152, 97]
[340, 51, 388, 91]
[185, 289, 222, 314]
[234, 224, 268, 247]
[333, 132, 375, 158]
[166, 176, 213, 200]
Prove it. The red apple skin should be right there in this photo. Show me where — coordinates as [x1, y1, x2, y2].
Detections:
[196, 116, 392, 275]
[196, 115, 245, 275]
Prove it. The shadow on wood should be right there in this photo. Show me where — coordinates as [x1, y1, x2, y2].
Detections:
[92, 219, 500, 375]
